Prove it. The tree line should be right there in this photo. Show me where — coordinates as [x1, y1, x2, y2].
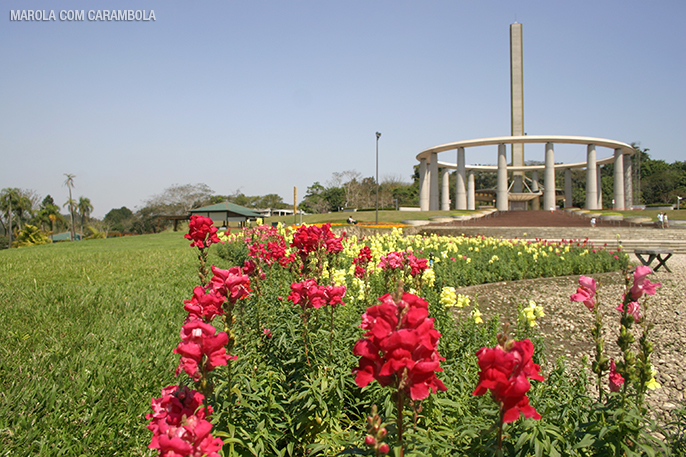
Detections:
[2, 148, 684, 248]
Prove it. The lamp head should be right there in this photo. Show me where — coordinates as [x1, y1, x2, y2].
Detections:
[376, 132, 381, 139]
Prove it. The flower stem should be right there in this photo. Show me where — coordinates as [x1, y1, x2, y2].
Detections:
[396, 391, 404, 457]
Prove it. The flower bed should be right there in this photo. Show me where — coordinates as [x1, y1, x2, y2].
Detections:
[146, 219, 677, 456]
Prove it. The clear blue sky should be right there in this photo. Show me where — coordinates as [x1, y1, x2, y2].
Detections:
[2, 0, 684, 217]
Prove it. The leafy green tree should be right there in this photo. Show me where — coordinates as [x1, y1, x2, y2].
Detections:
[36, 195, 63, 232]
[103, 207, 135, 233]
[299, 182, 329, 214]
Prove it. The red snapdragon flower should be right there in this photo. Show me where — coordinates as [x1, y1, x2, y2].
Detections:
[174, 320, 232, 381]
[629, 265, 661, 300]
[353, 246, 373, 278]
[146, 385, 223, 457]
[570, 275, 597, 311]
[288, 279, 346, 309]
[609, 359, 624, 392]
[185, 215, 221, 249]
[291, 223, 344, 260]
[472, 339, 544, 424]
[208, 265, 251, 304]
[184, 286, 226, 322]
[353, 292, 447, 401]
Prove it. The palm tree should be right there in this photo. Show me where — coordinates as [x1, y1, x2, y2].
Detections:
[1, 188, 20, 247]
[77, 197, 93, 238]
[63, 174, 76, 241]
[0, 187, 26, 247]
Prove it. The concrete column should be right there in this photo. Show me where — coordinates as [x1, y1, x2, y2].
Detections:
[613, 148, 625, 210]
[565, 168, 573, 207]
[510, 23, 524, 192]
[429, 152, 439, 211]
[441, 168, 450, 211]
[419, 158, 429, 211]
[544, 142, 556, 211]
[467, 170, 475, 210]
[586, 144, 598, 210]
[531, 170, 540, 210]
[597, 164, 603, 209]
[497, 143, 509, 211]
[456, 147, 467, 210]
[624, 154, 633, 209]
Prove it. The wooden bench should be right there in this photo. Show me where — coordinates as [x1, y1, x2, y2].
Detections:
[634, 248, 674, 273]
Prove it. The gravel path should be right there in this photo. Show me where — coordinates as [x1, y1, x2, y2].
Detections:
[454, 255, 686, 421]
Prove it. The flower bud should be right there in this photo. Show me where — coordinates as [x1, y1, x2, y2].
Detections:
[379, 443, 390, 454]
[365, 435, 376, 446]
[378, 427, 387, 439]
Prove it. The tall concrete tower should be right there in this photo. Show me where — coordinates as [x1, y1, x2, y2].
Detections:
[510, 23, 524, 193]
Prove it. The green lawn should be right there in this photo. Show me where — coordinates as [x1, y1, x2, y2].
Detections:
[0, 232, 227, 456]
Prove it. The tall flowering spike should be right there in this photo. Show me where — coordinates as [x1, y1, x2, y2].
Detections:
[473, 338, 544, 424]
[174, 319, 232, 381]
[185, 214, 221, 249]
[570, 275, 597, 311]
[629, 265, 661, 300]
[353, 291, 446, 401]
[146, 385, 223, 457]
[209, 265, 251, 304]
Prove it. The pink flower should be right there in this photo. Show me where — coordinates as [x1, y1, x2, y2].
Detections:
[609, 359, 624, 392]
[377, 251, 429, 277]
[629, 265, 661, 300]
[570, 275, 597, 311]
[263, 328, 273, 338]
[185, 215, 221, 249]
[174, 319, 232, 381]
[616, 301, 641, 322]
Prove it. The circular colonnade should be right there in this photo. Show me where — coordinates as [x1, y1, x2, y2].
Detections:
[416, 135, 635, 212]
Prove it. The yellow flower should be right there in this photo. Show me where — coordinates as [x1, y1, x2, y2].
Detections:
[331, 269, 347, 286]
[457, 294, 471, 308]
[422, 268, 436, 287]
[440, 287, 457, 307]
[646, 368, 661, 390]
[520, 300, 544, 327]
[472, 307, 483, 324]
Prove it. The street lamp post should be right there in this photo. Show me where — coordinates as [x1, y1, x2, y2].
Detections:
[678, 196, 683, 211]
[375, 132, 381, 225]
